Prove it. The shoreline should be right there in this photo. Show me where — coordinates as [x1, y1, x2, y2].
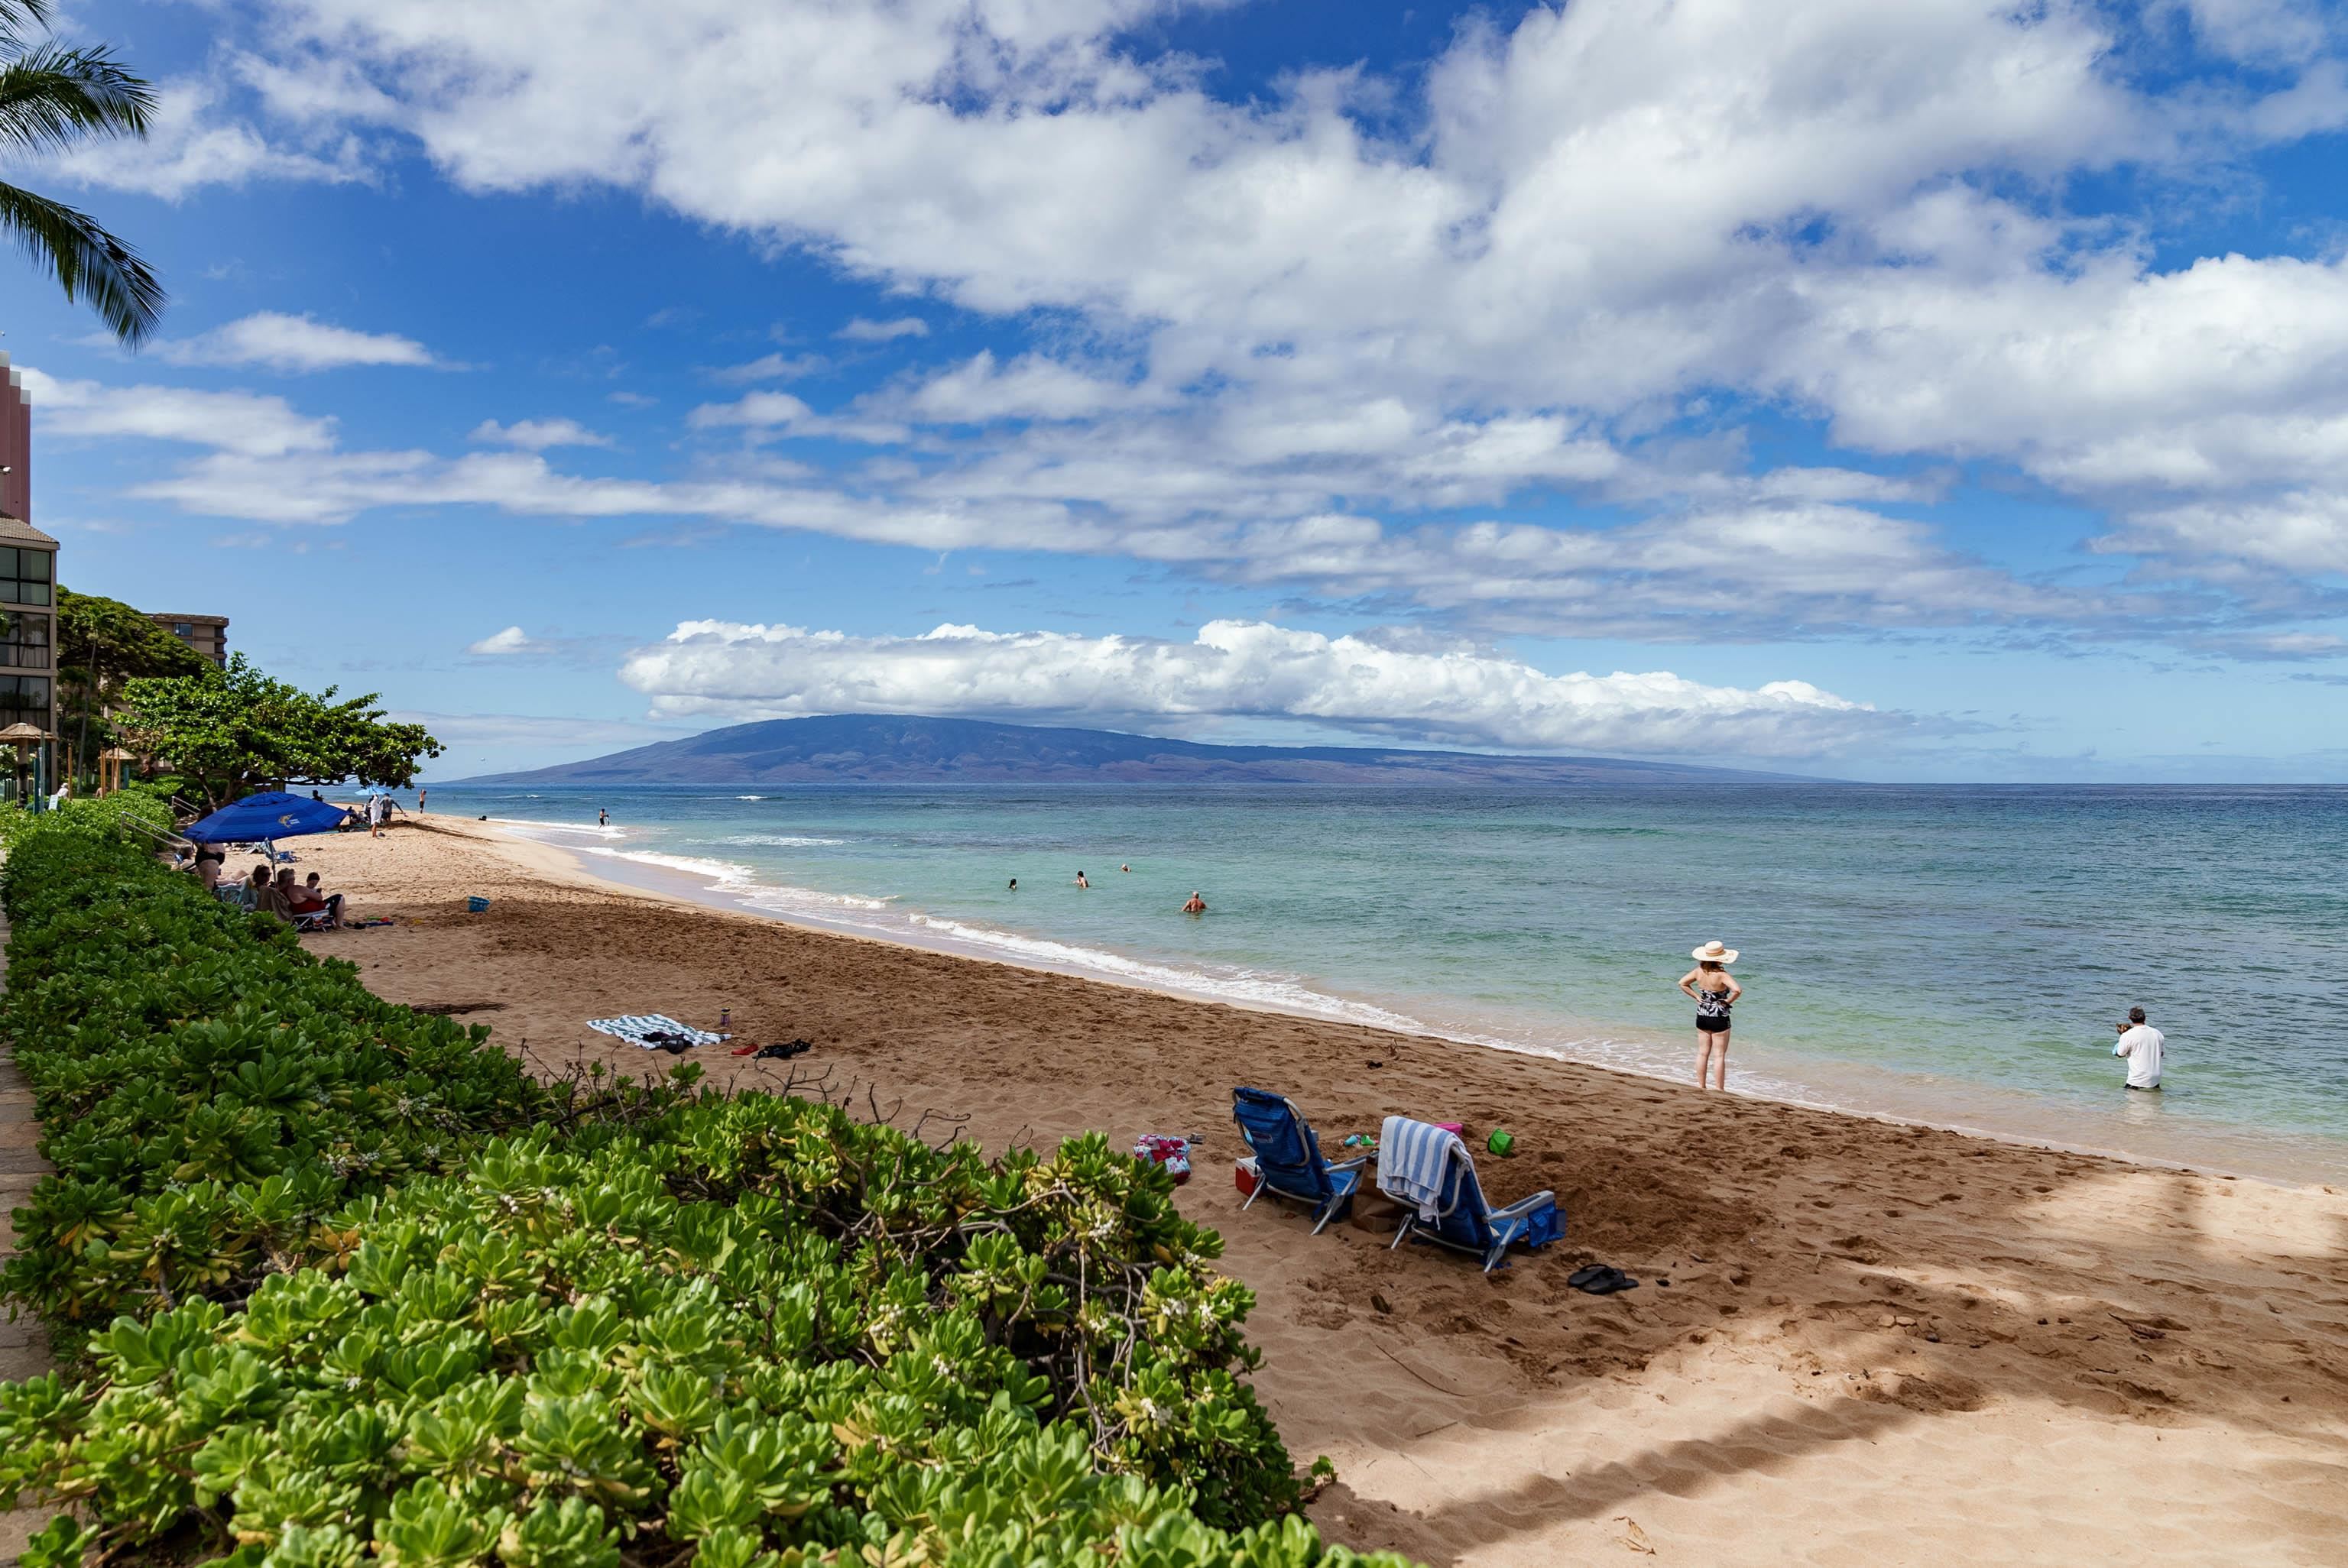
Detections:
[287, 814, 2348, 1565]
[477, 813, 2338, 1191]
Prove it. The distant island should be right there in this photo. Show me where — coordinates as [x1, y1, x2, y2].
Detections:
[449, 714, 1818, 786]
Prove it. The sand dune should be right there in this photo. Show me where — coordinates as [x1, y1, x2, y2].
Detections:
[289, 817, 2348, 1566]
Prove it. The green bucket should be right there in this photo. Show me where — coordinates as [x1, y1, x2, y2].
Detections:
[1486, 1128, 1516, 1158]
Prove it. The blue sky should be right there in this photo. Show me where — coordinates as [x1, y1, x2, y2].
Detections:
[14, 0, 2348, 780]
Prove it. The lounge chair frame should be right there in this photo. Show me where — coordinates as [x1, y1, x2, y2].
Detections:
[1383, 1126, 1558, 1273]
[1231, 1088, 1367, 1236]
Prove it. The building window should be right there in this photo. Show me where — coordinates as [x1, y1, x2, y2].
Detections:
[0, 611, 47, 669]
[0, 674, 48, 732]
[173, 622, 193, 637]
[0, 547, 51, 607]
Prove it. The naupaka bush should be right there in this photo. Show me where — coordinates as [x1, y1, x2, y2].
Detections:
[0, 812, 1411, 1567]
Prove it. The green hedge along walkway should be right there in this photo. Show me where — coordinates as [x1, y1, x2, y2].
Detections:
[0, 912, 54, 1562]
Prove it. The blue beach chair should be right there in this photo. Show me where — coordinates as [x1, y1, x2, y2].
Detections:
[1377, 1115, 1562, 1272]
[1231, 1087, 1368, 1236]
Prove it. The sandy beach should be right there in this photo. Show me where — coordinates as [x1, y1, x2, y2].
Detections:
[289, 816, 2348, 1566]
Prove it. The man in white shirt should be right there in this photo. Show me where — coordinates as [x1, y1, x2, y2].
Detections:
[2114, 1006, 2164, 1091]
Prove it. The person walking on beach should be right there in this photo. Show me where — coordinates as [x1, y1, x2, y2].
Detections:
[418, 788, 427, 813]
[2114, 1006, 2164, 1091]
[1678, 940, 1741, 1090]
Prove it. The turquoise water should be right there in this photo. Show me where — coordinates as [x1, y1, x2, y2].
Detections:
[429, 782, 2348, 1183]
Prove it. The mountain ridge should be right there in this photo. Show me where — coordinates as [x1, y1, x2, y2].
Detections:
[447, 714, 1824, 786]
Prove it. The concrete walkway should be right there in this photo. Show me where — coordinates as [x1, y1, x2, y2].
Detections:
[0, 912, 57, 1560]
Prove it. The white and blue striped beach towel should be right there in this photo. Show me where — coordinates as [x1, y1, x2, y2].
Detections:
[1378, 1115, 1457, 1221]
[585, 1014, 728, 1050]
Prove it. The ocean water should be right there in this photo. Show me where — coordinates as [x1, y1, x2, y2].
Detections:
[425, 782, 2348, 1184]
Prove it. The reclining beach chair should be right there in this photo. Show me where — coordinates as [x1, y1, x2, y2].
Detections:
[1377, 1115, 1562, 1272]
[1231, 1087, 1367, 1236]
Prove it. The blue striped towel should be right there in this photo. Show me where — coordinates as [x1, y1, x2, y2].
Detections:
[1378, 1115, 1455, 1221]
[585, 1014, 728, 1049]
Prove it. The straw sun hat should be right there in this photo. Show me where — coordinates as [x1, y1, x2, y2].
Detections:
[1691, 939, 1740, 964]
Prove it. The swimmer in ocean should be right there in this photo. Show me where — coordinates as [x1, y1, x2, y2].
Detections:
[1076, 870, 1089, 889]
[1182, 891, 1206, 914]
[1007, 878, 1018, 891]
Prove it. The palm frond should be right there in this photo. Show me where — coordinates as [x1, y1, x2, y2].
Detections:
[0, 46, 158, 154]
[0, 3, 51, 52]
[0, 180, 164, 345]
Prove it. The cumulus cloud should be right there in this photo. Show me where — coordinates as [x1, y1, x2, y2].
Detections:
[38, 0, 2348, 663]
[619, 618, 1902, 759]
[469, 417, 611, 450]
[834, 316, 929, 342]
[465, 626, 550, 656]
[154, 312, 436, 372]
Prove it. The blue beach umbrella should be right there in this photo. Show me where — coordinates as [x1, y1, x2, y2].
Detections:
[182, 790, 352, 845]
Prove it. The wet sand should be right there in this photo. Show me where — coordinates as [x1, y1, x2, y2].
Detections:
[290, 817, 2348, 1566]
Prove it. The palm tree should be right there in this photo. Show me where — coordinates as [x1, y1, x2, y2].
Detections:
[0, 0, 163, 345]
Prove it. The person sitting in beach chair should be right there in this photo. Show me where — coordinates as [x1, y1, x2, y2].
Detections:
[272, 867, 342, 931]
[1377, 1115, 1562, 1273]
[1231, 1087, 1369, 1236]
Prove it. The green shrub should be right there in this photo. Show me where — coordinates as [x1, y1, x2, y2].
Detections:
[0, 808, 1412, 1568]
[0, 1109, 1396, 1566]
[0, 781, 174, 855]
[0, 827, 557, 1342]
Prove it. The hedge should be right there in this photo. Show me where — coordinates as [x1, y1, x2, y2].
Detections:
[0, 823, 557, 1343]
[0, 810, 1412, 1568]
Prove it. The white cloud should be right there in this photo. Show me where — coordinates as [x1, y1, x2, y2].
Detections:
[222, 0, 2348, 514]
[686, 391, 812, 431]
[891, 352, 1165, 423]
[42, 79, 367, 198]
[20, 368, 336, 457]
[835, 316, 929, 342]
[706, 352, 828, 384]
[465, 626, 550, 656]
[618, 617, 1899, 759]
[154, 312, 436, 372]
[41, 0, 2348, 663]
[469, 417, 611, 450]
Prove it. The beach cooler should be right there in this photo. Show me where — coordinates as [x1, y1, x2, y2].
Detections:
[465, 896, 491, 912]
[1235, 1155, 1261, 1197]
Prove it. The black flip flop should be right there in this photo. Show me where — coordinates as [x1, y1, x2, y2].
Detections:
[1569, 1265, 1639, 1295]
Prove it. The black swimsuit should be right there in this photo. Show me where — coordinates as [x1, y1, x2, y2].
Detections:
[1696, 984, 1733, 1033]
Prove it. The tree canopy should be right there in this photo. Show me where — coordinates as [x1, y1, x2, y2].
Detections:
[114, 653, 443, 810]
[54, 587, 214, 781]
[57, 588, 213, 685]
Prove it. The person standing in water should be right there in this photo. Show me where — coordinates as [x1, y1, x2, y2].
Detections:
[1677, 940, 1742, 1090]
[1075, 870, 1089, 889]
[1007, 878, 1018, 892]
[2114, 1006, 2164, 1091]
[598, 808, 610, 828]
[1182, 891, 1206, 914]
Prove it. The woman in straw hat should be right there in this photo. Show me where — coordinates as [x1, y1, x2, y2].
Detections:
[1677, 940, 1743, 1090]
